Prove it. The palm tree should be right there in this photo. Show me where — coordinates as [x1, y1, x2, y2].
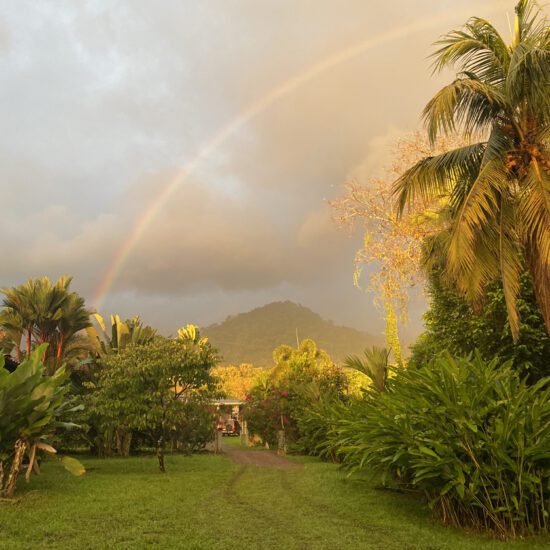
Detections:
[0, 311, 24, 361]
[1, 281, 36, 357]
[392, 0, 550, 340]
[344, 346, 391, 392]
[45, 288, 94, 373]
[0, 276, 93, 370]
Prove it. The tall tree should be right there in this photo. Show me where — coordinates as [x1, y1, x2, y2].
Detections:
[393, 0, 550, 340]
[332, 132, 464, 360]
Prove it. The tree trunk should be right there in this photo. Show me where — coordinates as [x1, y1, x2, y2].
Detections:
[526, 244, 550, 337]
[56, 333, 64, 365]
[116, 428, 132, 457]
[2, 439, 27, 498]
[157, 436, 165, 473]
[26, 329, 32, 358]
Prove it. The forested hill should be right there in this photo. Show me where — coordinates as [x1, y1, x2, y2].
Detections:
[202, 301, 382, 367]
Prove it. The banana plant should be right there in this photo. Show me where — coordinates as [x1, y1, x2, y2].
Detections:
[177, 324, 209, 348]
[88, 313, 157, 355]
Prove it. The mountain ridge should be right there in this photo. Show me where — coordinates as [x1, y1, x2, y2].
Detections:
[202, 300, 382, 367]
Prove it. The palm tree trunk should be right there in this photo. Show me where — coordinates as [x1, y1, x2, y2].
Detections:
[25, 328, 32, 357]
[56, 333, 64, 364]
[526, 244, 550, 337]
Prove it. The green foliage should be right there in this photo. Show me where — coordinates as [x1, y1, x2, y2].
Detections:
[88, 313, 157, 355]
[345, 346, 391, 392]
[294, 397, 351, 460]
[0, 276, 93, 370]
[203, 301, 381, 366]
[393, 0, 550, 339]
[244, 339, 351, 448]
[410, 270, 550, 380]
[0, 345, 83, 497]
[86, 335, 217, 469]
[324, 353, 550, 537]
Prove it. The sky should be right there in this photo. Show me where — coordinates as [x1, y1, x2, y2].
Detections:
[0, 0, 518, 342]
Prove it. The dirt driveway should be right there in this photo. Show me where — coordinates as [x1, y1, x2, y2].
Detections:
[223, 446, 302, 468]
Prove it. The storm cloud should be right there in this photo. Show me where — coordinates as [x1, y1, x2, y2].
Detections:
[0, 0, 514, 340]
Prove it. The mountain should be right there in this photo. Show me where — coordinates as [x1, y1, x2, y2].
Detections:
[202, 301, 382, 367]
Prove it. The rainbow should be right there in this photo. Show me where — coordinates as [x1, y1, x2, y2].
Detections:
[93, 5, 500, 310]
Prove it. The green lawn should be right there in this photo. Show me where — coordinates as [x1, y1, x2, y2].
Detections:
[0, 450, 548, 549]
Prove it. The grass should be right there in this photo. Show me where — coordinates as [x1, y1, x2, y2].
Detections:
[0, 448, 548, 549]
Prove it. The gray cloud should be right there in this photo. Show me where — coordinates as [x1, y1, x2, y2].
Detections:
[0, 0, 521, 338]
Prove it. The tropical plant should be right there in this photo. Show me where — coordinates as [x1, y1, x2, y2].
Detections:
[344, 346, 391, 392]
[0, 276, 93, 371]
[88, 313, 157, 355]
[393, 0, 550, 340]
[331, 132, 467, 361]
[0, 345, 84, 498]
[325, 353, 550, 537]
[0, 312, 23, 361]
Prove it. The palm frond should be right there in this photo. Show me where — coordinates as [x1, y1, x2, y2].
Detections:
[446, 159, 508, 282]
[431, 17, 510, 84]
[498, 195, 523, 341]
[423, 78, 508, 142]
[393, 143, 485, 214]
[517, 160, 550, 266]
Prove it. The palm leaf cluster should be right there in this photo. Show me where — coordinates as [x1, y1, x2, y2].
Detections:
[88, 313, 157, 355]
[344, 345, 391, 392]
[0, 276, 93, 371]
[393, 0, 550, 340]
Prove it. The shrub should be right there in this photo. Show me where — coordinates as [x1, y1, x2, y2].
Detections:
[294, 397, 351, 461]
[244, 339, 352, 448]
[0, 345, 84, 498]
[325, 353, 550, 537]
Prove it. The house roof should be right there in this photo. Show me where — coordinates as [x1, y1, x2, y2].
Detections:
[213, 398, 244, 406]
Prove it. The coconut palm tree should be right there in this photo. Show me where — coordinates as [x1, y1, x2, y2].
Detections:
[393, 0, 550, 340]
[344, 346, 391, 392]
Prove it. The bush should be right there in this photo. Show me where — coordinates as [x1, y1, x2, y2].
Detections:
[0, 345, 83, 498]
[243, 340, 352, 449]
[170, 400, 216, 454]
[294, 397, 350, 461]
[325, 353, 550, 537]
